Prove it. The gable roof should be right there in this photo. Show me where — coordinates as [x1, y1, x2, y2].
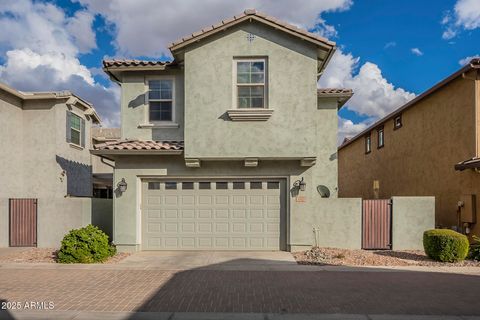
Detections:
[338, 58, 480, 150]
[0, 82, 101, 123]
[103, 9, 336, 77]
[169, 9, 335, 52]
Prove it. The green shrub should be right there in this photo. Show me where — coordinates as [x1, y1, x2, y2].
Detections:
[57, 224, 116, 263]
[423, 229, 469, 262]
[469, 235, 480, 261]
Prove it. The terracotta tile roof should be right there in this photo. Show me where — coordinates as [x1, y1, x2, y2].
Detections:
[169, 9, 335, 50]
[94, 140, 184, 151]
[317, 88, 353, 96]
[102, 60, 173, 68]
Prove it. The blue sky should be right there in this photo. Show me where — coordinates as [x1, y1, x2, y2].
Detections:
[0, 0, 479, 138]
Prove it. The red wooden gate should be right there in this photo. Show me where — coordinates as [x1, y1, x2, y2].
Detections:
[362, 199, 392, 250]
[9, 198, 37, 247]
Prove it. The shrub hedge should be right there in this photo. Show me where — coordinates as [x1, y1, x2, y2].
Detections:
[423, 229, 469, 262]
[57, 224, 116, 263]
[470, 235, 480, 261]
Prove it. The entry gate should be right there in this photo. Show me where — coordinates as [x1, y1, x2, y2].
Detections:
[9, 198, 37, 247]
[362, 199, 392, 250]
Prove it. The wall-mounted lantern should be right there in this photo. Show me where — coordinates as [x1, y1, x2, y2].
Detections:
[117, 178, 128, 193]
[293, 177, 306, 192]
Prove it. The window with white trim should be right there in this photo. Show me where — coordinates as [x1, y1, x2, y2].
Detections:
[148, 79, 173, 121]
[235, 59, 266, 108]
[70, 113, 82, 146]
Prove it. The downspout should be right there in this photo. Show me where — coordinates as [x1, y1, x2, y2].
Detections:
[462, 68, 480, 158]
[100, 155, 115, 168]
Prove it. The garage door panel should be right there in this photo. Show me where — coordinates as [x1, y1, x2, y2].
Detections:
[142, 179, 283, 250]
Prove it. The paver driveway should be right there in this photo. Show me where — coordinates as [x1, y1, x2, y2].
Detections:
[0, 253, 479, 316]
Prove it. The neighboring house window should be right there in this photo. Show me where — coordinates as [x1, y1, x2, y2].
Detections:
[394, 115, 402, 129]
[66, 110, 85, 147]
[377, 127, 384, 148]
[235, 59, 266, 108]
[365, 134, 371, 154]
[148, 79, 174, 122]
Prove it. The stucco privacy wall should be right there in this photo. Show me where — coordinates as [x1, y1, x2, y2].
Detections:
[290, 198, 362, 251]
[392, 196, 435, 250]
[184, 22, 319, 159]
[113, 154, 342, 252]
[37, 198, 91, 247]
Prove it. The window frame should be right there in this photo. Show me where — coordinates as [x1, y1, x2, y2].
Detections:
[145, 76, 176, 124]
[377, 126, 385, 149]
[233, 58, 268, 109]
[365, 134, 371, 154]
[70, 112, 82, 147]
[393, 114, 402, 130]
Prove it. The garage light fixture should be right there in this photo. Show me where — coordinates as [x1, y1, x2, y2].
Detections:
[293, 177, 306, 192]
[117, 178, 128, 193]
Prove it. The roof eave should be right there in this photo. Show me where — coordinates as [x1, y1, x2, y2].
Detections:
[90, 149, 183, 156]
[169, 14, 335, 53]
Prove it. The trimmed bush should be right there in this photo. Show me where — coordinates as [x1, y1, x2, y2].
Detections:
[57, 224, 116, 263]
[423, 229, 469, 262]
[469, 235, 480, 261]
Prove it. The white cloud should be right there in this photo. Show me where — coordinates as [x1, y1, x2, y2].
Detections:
[459, 55, 480, 65]
[320, 50, 415, 119]
[442, 0, 480, 39]
[411, 48, 423, 56]
[0, 0, 118, 126]
[384, 41, 396, 49]
[0, 0, 95, 56]
[338, 117, 370, 145]
[319, 50, 416, 144]
[75, 0, 352, 57]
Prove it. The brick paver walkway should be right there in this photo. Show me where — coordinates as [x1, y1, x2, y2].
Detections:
[0, 268, 479, 315]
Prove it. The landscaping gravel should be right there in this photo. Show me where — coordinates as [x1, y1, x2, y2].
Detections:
[0, 248, 130, 264]
[293, 247, 480, 267]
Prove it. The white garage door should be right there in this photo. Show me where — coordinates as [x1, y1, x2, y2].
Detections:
[141, 179, 283, 250]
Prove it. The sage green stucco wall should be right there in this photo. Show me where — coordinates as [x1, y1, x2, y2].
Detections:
[392, 196, 435, 250]
[184, 22, 319, 159]
[112, 151, 349, 252]
[0, 96, 94, 248]
[120, 70, 184, 141]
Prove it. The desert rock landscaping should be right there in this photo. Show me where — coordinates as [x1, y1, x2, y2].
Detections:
[293, 247, 480, 267]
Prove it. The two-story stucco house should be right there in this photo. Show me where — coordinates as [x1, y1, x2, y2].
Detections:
[93, 10, 356, 252]
[0, 82, 101, 248]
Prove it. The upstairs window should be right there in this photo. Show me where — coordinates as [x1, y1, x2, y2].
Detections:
[235, 59, 266, 108]
[365, 134, 371, 154]
[66, 111, 85, 147]
[394, 115, 402, 129]
[377, 127, 385, 148]
[148, 79, 173, 122]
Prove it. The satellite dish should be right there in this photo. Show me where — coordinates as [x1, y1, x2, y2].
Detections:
[317, 185, 330, 198]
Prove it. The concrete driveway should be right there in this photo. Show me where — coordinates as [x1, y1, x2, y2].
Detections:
[118, 251, 297, 270]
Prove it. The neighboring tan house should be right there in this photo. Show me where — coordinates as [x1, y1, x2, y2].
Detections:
[93, 9, 359, 252]
[0, 82, 101, 248]
[338, 59, 480, 237]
